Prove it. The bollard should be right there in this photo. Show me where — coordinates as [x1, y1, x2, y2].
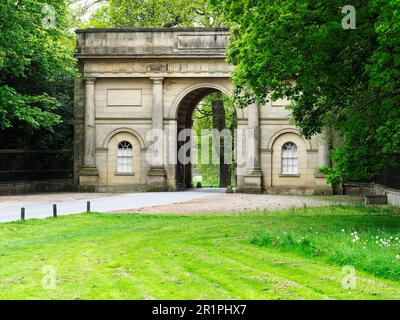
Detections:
[21, 207, 25, 221]
[53, 204, 57, 218]
[87, 201, 90, 213]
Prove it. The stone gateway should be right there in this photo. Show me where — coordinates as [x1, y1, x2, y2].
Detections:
[74, 28, 331, 195]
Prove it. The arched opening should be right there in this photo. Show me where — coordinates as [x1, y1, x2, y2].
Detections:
[175, 87, 237, 190]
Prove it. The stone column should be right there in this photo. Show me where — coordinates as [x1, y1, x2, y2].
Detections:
[79, 78, 98, 189]
[248, 103, 261, 170]
[147, 77, 167, 190]
[84, 78, 96, 167]
[242, 103, 263, 193]
[315, 128, 333, 195]
[319, 128, 330, 167]
[166, 119, 178, 190]
[151, 77, 164, 132]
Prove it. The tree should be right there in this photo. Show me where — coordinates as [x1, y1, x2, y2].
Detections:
[210, 94, 231, 187]
[109, 0, 224, 28]
[0, 0, 76, 148]
[73, 0, 225, 28]
[212, 0, 400, 183]
[193, 94, 236, 187]
[68, 0, 112, 29]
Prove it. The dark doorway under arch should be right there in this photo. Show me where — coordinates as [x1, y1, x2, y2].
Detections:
[175, 87, 236, 190]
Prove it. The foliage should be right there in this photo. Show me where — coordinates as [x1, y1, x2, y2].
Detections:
[0, 0, 76, 148]
[320, 165, 342, 186]
[78, 0, 225, 28]
[68, 0, 112, 29]
[213, 0, 400, 183]
[84, 3, 112, 28]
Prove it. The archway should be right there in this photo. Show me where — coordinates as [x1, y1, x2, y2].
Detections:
[175, 87, 237, 190]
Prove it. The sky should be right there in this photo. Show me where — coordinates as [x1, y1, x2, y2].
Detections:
[69, 0, 106, 22]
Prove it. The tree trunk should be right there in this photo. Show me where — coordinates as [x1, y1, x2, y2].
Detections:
[211, 93, 231, 188]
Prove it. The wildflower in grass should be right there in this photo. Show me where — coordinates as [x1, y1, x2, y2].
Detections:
[351, 232, 360, 244]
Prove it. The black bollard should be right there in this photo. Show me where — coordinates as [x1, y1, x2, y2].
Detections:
[21, 207, 25, 221]
[87, 201, 90, 213]
[53, 204, 57, 218]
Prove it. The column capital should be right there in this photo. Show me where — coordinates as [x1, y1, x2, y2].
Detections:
[84, 77, 96, 84]
[150, 77, 164, 84]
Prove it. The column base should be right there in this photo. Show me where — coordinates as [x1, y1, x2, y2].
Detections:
[314, 172, 333, 195]
[147, 167, 168, 192]
[79, 166, 99, 191]
[239, 168, 264, 194]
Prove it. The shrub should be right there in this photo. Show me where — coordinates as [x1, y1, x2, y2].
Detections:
[196, 182, 202, 188]
[226, 185, 233, 193]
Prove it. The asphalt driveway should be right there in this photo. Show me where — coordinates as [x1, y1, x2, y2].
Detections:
[0, 191, 220, 222]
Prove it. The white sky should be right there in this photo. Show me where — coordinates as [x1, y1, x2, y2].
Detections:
[69, 0, 106, 22]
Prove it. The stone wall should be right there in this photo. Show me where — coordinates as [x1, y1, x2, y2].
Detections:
[0, 179, 73, 195]
[75, 28, 331, 194]
[342, 182, 400, 206]
[343, 182, 376, 196]
[375, 184, 400, 206]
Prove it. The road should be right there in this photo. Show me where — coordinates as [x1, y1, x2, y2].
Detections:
[0, 190, 222, 223]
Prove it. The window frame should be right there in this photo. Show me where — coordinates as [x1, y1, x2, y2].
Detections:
[116, 140, 134, 174]
[281, 141, 299, 176]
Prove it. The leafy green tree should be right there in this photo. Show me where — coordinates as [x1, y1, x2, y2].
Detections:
[71, 0, 224, 28]
[68, 0, 112, 29]
[109, 0, 224, 27]
[213, 0, 400, 183]
[0, 0, 76, 148]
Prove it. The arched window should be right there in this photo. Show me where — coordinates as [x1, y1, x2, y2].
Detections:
[281, 142, 298, 174]
[117, 141, 133, 173]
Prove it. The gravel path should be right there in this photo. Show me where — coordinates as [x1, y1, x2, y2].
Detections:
[0, 190, 341, 222]
[116, 193, 332, 214]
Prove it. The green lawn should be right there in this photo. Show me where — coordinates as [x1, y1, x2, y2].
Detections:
[0, 205, 399, 300]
